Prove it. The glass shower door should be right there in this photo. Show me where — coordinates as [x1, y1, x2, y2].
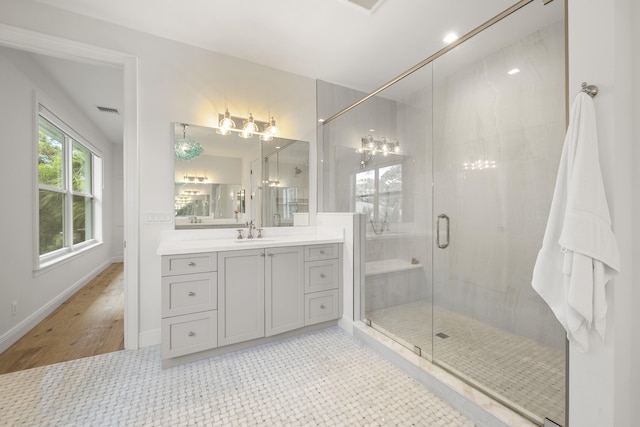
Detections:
[431, 2, 567, 424]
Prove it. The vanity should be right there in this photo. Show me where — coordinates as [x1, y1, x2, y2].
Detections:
[157, 228, 343, 368]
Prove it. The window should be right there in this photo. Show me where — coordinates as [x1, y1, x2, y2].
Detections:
[37, 105, 102, 268]
[355, 163, 402, 223]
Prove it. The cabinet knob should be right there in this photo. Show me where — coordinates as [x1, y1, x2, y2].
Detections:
[267, 253, 273, 257]
[260, 253, 265, 257]
[188, 291, 195, 296]
[320, 273, 326, 278]
[188, 331, 195, 337]
[320, 250, 325, 255]
[320, 304, 326, 309]
[188, 262, 196, 267]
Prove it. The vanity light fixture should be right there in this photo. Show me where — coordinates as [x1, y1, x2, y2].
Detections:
[239, 113, 260, 139]
[267, 151, 281, 187]
[215, 110, 278, 140]
[175, 124, 204, 161]
[260, 117, 278, 141]
[216, 108, 236, 135]
[357, 135, 400, 168]
[183, 174, 209, 183]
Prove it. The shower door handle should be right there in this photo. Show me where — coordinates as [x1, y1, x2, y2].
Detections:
[436, 214, 450, 249]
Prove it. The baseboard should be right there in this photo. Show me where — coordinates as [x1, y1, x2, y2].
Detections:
[138, 328, 161, 348]
[338, 315, 354, 334]
[0, 259, 113, 353]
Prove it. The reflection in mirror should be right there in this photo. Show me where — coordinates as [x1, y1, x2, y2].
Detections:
[173, 123, 309, 228]
[262, 140, 310, 227]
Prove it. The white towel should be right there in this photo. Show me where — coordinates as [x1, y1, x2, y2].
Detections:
[532, 92, 620, 352]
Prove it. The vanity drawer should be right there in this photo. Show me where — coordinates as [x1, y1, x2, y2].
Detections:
[162, 253, 217, 276]
[162, 272, 217, 317]
[162, 310, 217, 359]
[305, 289, 339, 326]
[305, 244, 338, 262]
[305, 259, 339, 293]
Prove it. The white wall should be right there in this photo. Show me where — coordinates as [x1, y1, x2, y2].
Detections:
[0, 0, 317, 346]
[0, 45, 121, 350]
[567, 0, 637, 425]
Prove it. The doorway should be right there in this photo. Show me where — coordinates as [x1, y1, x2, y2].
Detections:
[0, 25, 139, 363]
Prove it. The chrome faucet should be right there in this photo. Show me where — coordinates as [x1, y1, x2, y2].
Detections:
[246, 220, 255, 239]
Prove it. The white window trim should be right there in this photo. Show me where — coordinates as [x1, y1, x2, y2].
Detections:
[33, 93, 104, 273]
[353, 161, 403, 223]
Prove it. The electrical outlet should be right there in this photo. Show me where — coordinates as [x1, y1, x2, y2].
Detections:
[11, 301, 17, 316]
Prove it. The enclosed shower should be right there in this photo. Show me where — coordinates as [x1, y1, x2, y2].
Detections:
[319, 1, 566, 425]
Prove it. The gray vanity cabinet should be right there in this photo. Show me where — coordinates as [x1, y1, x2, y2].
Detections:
[218, 246, 305, 343]
[161, 242, 341, 367]
[265, 246, 305, 337]
[217, 248, 265, 346]
[161, 252, 218, 359]
[304, 244, 341, 325]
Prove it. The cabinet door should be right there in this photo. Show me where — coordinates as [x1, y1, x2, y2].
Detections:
[218, 249, 265, 346]
[265, 246, 304, 337]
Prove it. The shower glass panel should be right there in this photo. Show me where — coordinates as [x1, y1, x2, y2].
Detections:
[321, 64, 434, 357]
[319, 1, 566, 424]
[431, 2, 566, 425]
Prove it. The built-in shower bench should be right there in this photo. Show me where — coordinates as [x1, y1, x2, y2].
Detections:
[365, 258, 427, 311]
[365, 258, 422, 276]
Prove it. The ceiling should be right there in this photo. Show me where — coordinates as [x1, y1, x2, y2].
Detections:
[23, 0, 554, 145]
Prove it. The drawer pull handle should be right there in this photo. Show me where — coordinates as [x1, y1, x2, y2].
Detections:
[188, 291, 196, 296]
[188, 262, 196, 267]
[188, 331, 195, 337]
[320, 273, 326, 278]
[320, 304, 326, 309]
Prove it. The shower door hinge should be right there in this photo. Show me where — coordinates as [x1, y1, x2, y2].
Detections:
[413, 346, 422, 356]
[364, 318, 372, 327]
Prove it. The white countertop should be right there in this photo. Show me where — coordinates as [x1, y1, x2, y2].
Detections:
[157, 227, 344, 255]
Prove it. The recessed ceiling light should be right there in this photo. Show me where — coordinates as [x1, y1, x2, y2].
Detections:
[508, 68, 520, 75]
[443, 33, 458, 44]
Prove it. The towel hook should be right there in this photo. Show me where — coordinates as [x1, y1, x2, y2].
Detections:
[581, 82, 598, 98]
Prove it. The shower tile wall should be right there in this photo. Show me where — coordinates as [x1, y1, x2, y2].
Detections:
[432, 21, 566, 349]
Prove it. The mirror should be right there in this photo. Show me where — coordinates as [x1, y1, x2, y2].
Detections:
[173, 122, 309, 228]
[262, 140, 310, 227]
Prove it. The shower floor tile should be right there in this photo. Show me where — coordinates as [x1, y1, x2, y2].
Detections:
[0, 327, 477, 427]
[367, 300, 565, 425]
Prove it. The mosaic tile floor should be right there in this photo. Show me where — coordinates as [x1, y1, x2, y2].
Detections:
[0, 327, 477, 427]
[367, 300, 565, 425]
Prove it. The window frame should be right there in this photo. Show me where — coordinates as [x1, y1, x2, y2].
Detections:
[354, 161, 403, 224]
[35, 100, 103, 272]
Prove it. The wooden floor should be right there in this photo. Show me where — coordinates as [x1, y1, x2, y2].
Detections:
[0, 263, 125, 375]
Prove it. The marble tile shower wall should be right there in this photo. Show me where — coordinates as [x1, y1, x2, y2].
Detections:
[431, 21, 566, 349]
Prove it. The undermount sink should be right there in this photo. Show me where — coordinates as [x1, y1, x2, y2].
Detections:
[234, 239, 275, 243]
